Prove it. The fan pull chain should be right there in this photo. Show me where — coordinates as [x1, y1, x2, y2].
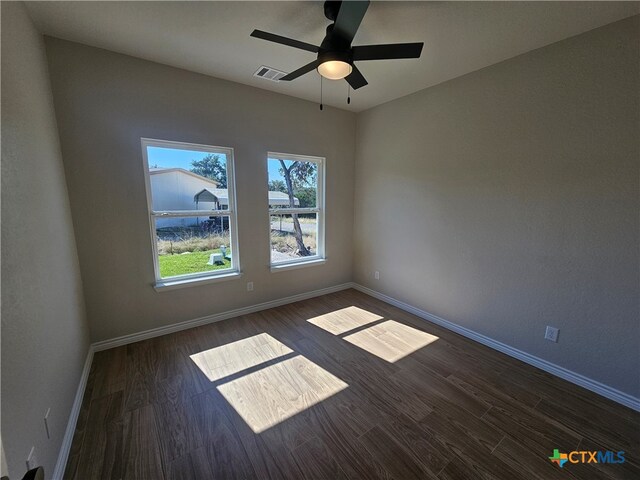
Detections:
[320, 75, 324, 111]
[347, 84, 351, 105]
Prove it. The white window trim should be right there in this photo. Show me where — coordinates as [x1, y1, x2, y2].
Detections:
[270, 258, 327, 273]
[154, 271, 243, 292]
[141, 138, 241, 288]
[267, 151, 325, 270]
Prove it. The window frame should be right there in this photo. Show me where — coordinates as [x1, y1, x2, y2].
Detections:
[141, 138, 241, 288]
[267, 152, 326, 271]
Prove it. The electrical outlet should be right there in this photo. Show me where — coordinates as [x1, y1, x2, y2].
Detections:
[545, 326, 559, 343]
[26, 446, 38, 470]
[374, 271, 380, 280]
[247, 281, 254, 292]
[44, 408, 51, 439]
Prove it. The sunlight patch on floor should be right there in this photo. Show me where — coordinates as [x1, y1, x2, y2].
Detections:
[190, 332, 293, 382]
[307, 305, 383, 335]
[216, 355, 348, 433]
[343, 320, 439, 362]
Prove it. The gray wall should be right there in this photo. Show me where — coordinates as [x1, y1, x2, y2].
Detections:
[1, 3, 90, 477]
[354, 16, 640, 398]
[44, 38, 356, 342]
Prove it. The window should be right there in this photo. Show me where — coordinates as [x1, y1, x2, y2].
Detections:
[268, 152, 325, 269]
[141, 139, 240, 287]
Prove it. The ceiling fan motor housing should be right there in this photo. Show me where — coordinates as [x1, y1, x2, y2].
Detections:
[319, 22, 353, 69]
[317, 49, 351, 66]
[321, 24, 351, 50]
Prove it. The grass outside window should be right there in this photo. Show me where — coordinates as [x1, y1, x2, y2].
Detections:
[159, 248, 231, 278]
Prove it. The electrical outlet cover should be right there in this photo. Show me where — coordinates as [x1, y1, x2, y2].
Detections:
[545, 326, 559, 343]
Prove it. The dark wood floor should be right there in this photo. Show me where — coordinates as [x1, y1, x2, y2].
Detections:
[65, 289, 639, 479]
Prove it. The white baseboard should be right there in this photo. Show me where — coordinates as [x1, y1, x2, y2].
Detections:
[52, 345, 95, 480]
[352, 283, 640, 412]
[54, 280, 638, 477]
[92, 282, 353, 351]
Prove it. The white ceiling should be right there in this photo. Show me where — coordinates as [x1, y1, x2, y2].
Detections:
[26, 1, 639, 112]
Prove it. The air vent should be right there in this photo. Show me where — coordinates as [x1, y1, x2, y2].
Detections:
[254, 65, 287, 82]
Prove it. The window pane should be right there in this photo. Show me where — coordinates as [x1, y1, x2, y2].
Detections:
[268, 158, 317, 209]
[270, 213, 317, 263]
[156, 216, 232, 278]
[147, 146, 229, 212]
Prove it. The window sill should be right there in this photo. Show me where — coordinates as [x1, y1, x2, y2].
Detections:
[270, 258, 326, 273]
[154, 271, 242, 291]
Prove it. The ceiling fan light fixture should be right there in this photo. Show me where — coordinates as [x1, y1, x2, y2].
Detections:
[317, 60, 352, 80]
[250, 0, 423, 89]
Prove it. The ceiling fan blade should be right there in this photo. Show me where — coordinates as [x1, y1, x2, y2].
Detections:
[333, 0, 370, 45]
[345, 65, 368, 90]
[280, 60, 321, 81]
[250, 29, 319, 53]
[352, 42, 424, 61]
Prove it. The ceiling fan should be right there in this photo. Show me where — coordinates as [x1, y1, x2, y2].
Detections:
[250, 0, 424, 90]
